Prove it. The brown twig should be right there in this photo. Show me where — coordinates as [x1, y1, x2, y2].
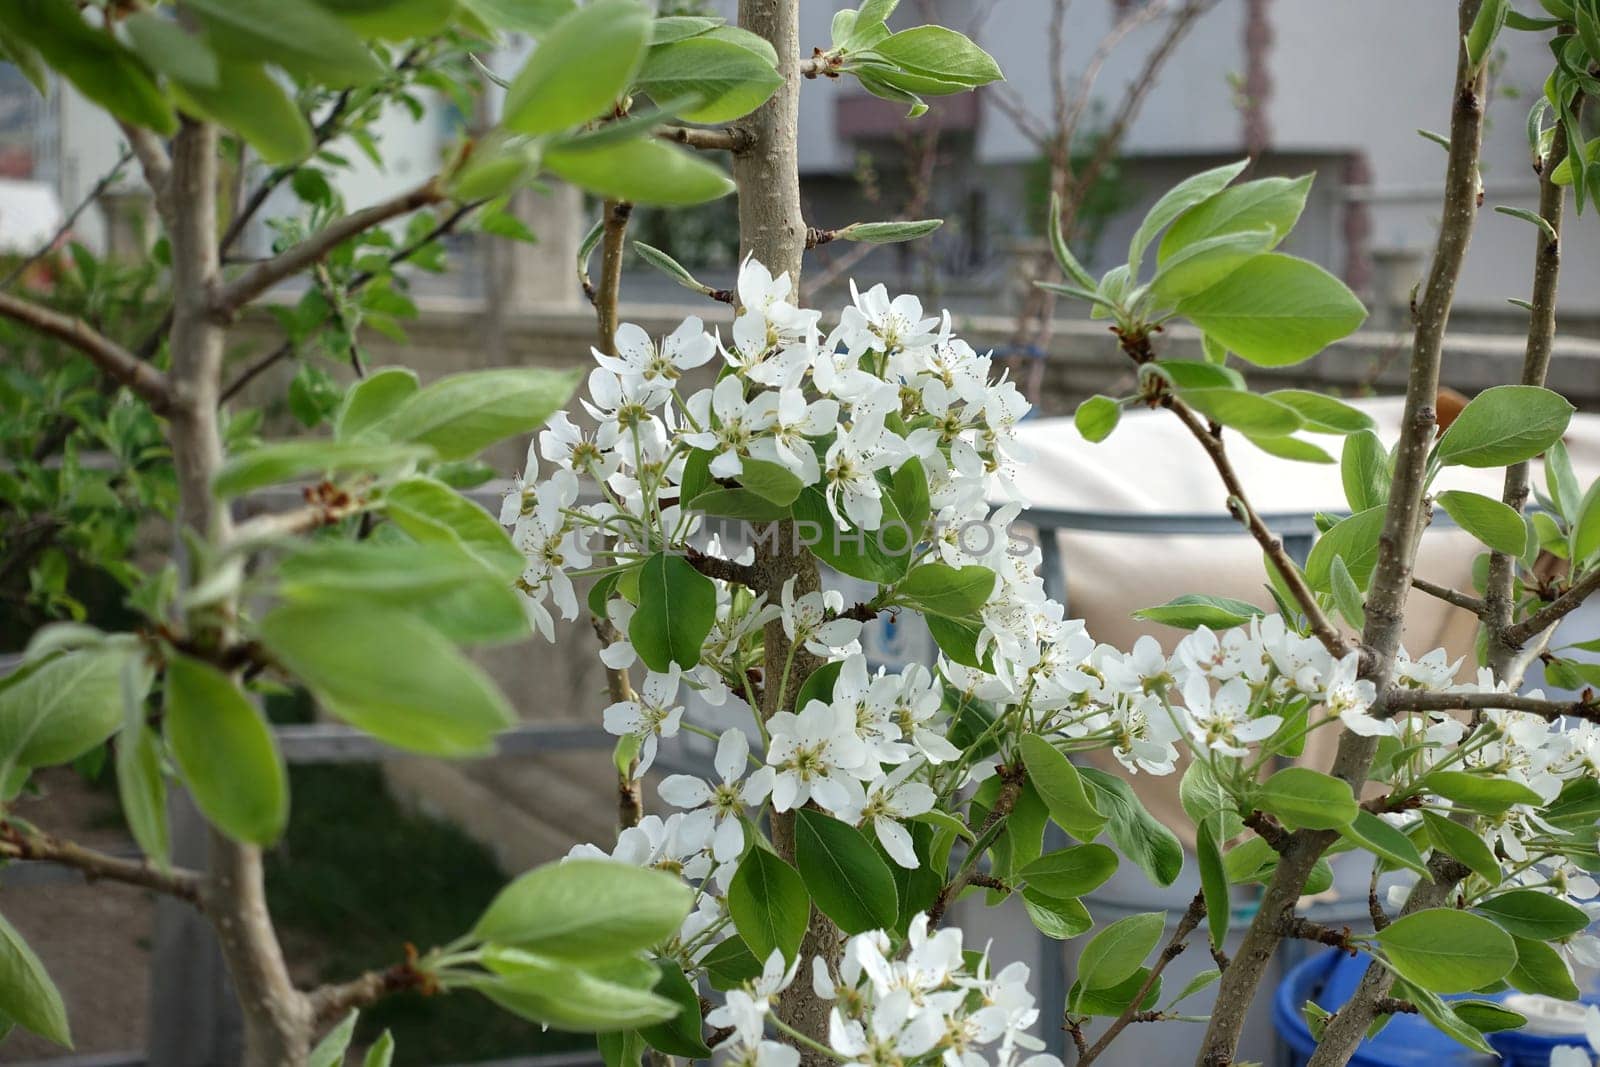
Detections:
[684, 545, 759, 588]
[0, 822, 204, 907]
[1076, 893, 1206, 1066]
[305, 953, 429, 1028]
[1501, 567, 1600, 649]
[1277, 916, 1358, 955]
[658, 125, 751, 152]
[1242, 810, 1292, 854]
[0, 291, 173, 414]
[212, 178, 445, 317]
[927, 764, 1024, 927]
[1411, 575, 1486, 615]
[1383, 687, 1599, 723]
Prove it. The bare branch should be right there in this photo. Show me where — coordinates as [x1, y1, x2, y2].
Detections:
[684, 545, 759, 588]
[1486, 115, 1571, 678]
[658, 124, 752, 152]
[1160, 393, 1351, 658]
[594, 200, 632, 349]
[0, 822, 204, 907]
[1502, 560, 1600, 649]
[212, 178, 445, 317]
[118, 121, 172, 210]
[1384, 687, 1599, 723]
[1411, 575, 1486, 615]
[2, 147, 134, 290]
[0, 290, 173, 413]
[306, 957, 429, 1028]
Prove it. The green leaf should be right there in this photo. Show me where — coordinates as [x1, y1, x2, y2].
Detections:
[164, 656, 288, 845]
[1305, 505, 1386, 593]
[897, 563, 996, 618]
[366, 367, 582, 462]
[1507, 934, 1581, 999]
[116, 725, 170, 873]
[638, 961, 710, 1058]
[165, 59, 312, 165]
[1169, 968, 1222, 1006]
[1329, 555, 1366, 629]
[738, 458, 805, 506]
[1197, 820, 1230, 948]
[1148, 230, 1275, 306]
[472, 951, 677, 1032]
[1017, 844, 1118, 899]
[1474, 889, 1591, 941]
[1421, 811, 1500, 886]
[1391, 979, 1497, 1055]
[1572, 481, 1600, 563]
[1435, 490, 1527, 555]
[688, 487, 790, 521]
[1176, 388, 1303, 437]
[0, 646, 138, 784]
[502, 0, 650, 134]
[1047, 191, 1096, 291]
[1341, 430, 1391, 512]
[278, 540, 528, 645]
[728, 848, 809, 964]
[0, 0, 174, 135]
[260, 603, 516, 756]
[318, 0, 458, 38]
[123, 13, 219, 89]
[1175, 253, 1367, 367]
[1267, 390, 1376, 434]
[458, 0, 573, 34]
[790, 485, 908, 584]
[0, 910, 70, 1047]
[1075, 395, 1121, 442]
[1133, 593, 1264, 630]
[1434, 385, 1574, 468]
[544, 137, 735, 206]
[1018, 734, 1106, 842]
[1247, 434, 1336, 465]
[872, 25, 1002, 87]
[1254, 767, 1358, 831]
[1374, 909, 1516, 993]
[384, 477, 523, 578]
[362, 1029, 395, 1067]
[1148, 359, 1245, 391]
[925, 613, 991, 672]
[1076, 912, 1166, 991]
[1421, 770, 1542, 813]
[637, 37, 781, 123]
[1337, 809, 1429, 877]
[1466, 0, 1509, 66]
[633, 241, 711, 295]
[1451, 1000, 1526, 1034]
[1159, 174, 1313, 263]
[795, 809, 898, 934]
[700, 935, 763, 990]
[1546, 438, 1582, 521]
[834, 219, 944, 244]
[309, 1010, 358, 1067]
[214, 439, 432, 498]
[475, 859, 692, 958]
[1021, 889, 1093, 940]
[1080, 767, 1183, 887]
[336, 367, 420, 441]
[1070, 966, 1162, 1016]
[629, 552, 716, 672]
[180, 0, 386, 87]
[1129, 160, 1249, 277]
[890, 457, 930, 537]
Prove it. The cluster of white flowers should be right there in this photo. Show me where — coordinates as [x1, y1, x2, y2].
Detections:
[705, 918, 1060, 1067]
[506, 258, 1600, 1058]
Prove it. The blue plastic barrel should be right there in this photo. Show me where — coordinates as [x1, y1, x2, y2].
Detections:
[1273, 951, 1495, 1066]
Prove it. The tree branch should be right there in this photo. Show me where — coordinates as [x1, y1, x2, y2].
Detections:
[305, 956, 429, 1028]
[1384, 687, 1599, 723]
[684, 545, 759, 587]
[1160, 393, 1350, 658]
[0, 822, 204, 907]
[1501, 566, 1600, 649]
[212, 178, 445, 317]
[217, 199, 480, 404]
[1411, 575, 1485, 615]
[657, 124, 751, 152]
[1200, 14, 1488, 1060]
[2, 147, 133, 290]
[594, 200, 632, 349]
[1077, 893, 1205, 1066]
[0, 290, 173, 414]
[1485, 115, 1570, 679]
[118, 121, 172, 216]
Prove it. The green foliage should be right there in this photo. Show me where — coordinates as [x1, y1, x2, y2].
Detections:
[794, 809, 898, 933]
[1374, 909, 1517, 993]
[729, 847, 810, 964]
[629, 552, 717, 672]
[0, 908, 71, 1047]
[473, 860, 692, 958]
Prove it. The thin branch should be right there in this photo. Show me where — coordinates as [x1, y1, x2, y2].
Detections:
[1160, 393, 1350, 657]
[117, 121, 172, 214]
[0, 822, 204, 908]
[1200, 9, 1489, 1060]
[1501, 566, 1600, 649]
[217, 199, 479, 404]
[2, 147, 134, 290]
[1242, 810, 1292, 854]
[212, 178, 445, 317]
[684, 545, 759, 588]
[1486, 114, 1571, 678]
[594, 200, 632, 349]
[928, 764, 1023, 927]
[1076, 892, 1205, 1067]
[0, 290, 172, 414]
[305, 956, 429, 1028]
[1411, 575, 1485, 615]
[657, 124, 751, 152]
[1383, 688, 1599, 723]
